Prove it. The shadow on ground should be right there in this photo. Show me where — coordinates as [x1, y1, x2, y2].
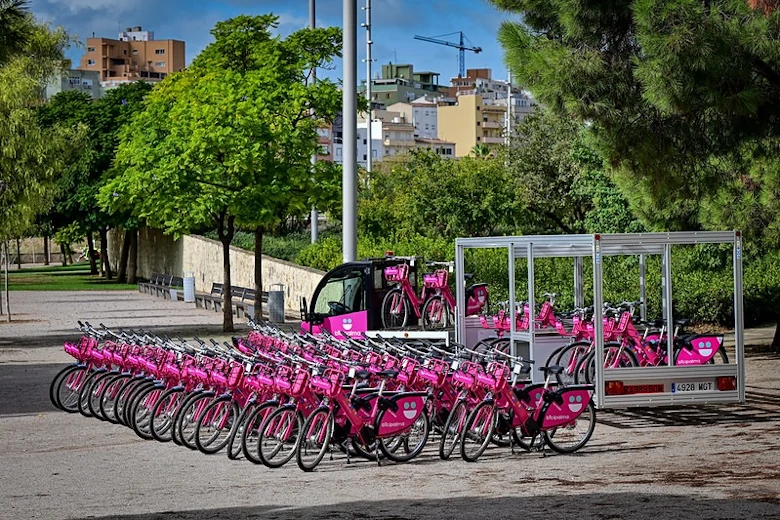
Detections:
[71, 494, 780, 520]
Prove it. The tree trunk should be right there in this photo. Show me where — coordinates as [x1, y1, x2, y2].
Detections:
[117, 230, 131, 283]
[5, 241, 10, 322]
[0, 244, 4, 315]
[59, 243, 67, 266]
[254, 226, 264, 322]
[218, 214, 235, 333]
[772, 322, 780, 353]
[67, 245, 74, 266]
[87, 233, 98, 275]
[15, 238, 21, 270]
[127, 229, 138, 285]
[43, 235, 50, 266]
[99, 228, 112, 280]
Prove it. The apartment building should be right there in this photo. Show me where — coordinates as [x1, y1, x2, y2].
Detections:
[367, 63, 452, 107]
[43, 69, 102, 100]
[78, 26, 185, 87]
[386, 96, 442, 139]
[437, 94, 507, 157]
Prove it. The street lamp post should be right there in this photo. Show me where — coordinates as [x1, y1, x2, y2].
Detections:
[342, 0, 358, 262]
[309, 0, 319, 244]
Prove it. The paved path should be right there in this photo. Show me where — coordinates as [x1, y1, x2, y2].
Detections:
[1, 290, 779, 520]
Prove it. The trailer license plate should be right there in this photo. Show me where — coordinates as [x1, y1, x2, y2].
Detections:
[672, 381, 713, 393]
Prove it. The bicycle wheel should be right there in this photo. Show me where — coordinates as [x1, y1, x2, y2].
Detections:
[511, 428, 543, 451]
[421, 296, 452, 330]
[115, 377, 149, 425]
[708, 346, 729, 364]
[438, 400, 467, 460]
[150, 388, 186, 442]
[241, 401, 279, 464]
[459, 401, 496, 462]
[77, 369, 106, 417]
[296, 408, 333, 472]
[130, 385, 163, 440]
[555, 342, 592, 386]
[378, 411, 430, 463]
[381, 288, 409, 329]
[50, 365, 76, 411]
[489, 337, 511, 355]
[171, 390, 205, 446]
[543, 400, 596, 454]
[98, 374, 129, 424]
[176, 393, 214, 450]
[56, 365, 89, 413]
[123, 379, 156, 426]
[258, 406, 303, 468]
[226, 402, 256, 460]
[195, 397, 239, 454]
[87, 371, 117, 420]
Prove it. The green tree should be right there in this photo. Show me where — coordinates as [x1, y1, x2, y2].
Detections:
[102, 15, 342, 331]
[491, 0, 780, 345]
[0, 0, 31, 66]
[509, 108, 641, 234]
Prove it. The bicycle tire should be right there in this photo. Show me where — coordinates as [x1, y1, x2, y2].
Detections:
[438, 400, 467, 460]
[171, 390, 205, 446]
[195, 396, 240, 454]
[543, 400, 596, 454]
[240, 401, 279, 464]
[130, 384, 164, 440]
[122, 379, 155, 426]
[377, 410, 430, 463]
[296, 408, 333, 472]
[56, 365, 90, 413]
[258, 406, 303, 468]
[226, 402, 257, 460]
[77, 369, 107, 417]
[381, 288, 410, 329]
[459, 401, 496, 463]
[555, 341, 592, 386]
[97, 373, 128, 423]
[150, 387, 185, 442]
[176, 393, 215, 450]
[421, 296, 452, 330]
[489, 337, 511, 355]
[49, 365, 77, 411]
[114, 377, 149, 425]
[582, 343, 639, 384]
[87, 371, 117, 420]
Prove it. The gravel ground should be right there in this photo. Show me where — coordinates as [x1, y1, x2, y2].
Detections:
[1, 290, 779, 520]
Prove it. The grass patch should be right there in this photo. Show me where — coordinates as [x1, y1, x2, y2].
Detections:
[11, 262, 93, 274]
[6, 265, 136, 291]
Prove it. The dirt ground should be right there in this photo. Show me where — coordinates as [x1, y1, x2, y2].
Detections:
[0, 290, 779, 520]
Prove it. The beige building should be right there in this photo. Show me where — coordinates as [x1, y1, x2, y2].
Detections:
[437, 94, 506, 157]
[78, 26, 185, 87]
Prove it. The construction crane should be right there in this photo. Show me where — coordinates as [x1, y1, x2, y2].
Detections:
[413, 31, 482, 78]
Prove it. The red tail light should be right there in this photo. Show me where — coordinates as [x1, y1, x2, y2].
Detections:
[605, 381, 624, 395]
[716, 376, 737, 391]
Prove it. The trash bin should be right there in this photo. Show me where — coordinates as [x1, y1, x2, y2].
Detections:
[183, 272, 196, 303]
[268, 283, 285, 323]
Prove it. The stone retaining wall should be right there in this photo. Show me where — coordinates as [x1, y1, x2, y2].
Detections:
[109, 228, 326, 311]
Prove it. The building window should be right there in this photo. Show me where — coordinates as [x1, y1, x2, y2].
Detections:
[155, 49, 165, 55]
[363, 154, 367, 161]
[477, 137, 481, 141]
[87, 59, 96, 65]
[372, 149, 377, 158]
[87, 46, 95, 52]
[476, 122, 480, 126]
[132, 49, 138, 55]
[68, 77, 81, 85]
[363, 139, 367, 145]
[336, 148, 342, 157]
[155, 61, 165, 67]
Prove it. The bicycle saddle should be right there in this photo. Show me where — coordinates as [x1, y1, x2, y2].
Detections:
[539, 365, 564, 375]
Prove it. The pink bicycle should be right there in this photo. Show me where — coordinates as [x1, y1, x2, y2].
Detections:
[382, 260, 488, 329]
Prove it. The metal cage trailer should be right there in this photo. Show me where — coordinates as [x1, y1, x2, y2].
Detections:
[454, 231, 745, 409]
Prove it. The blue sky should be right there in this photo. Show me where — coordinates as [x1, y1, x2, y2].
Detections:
[30, 0, 518, 84]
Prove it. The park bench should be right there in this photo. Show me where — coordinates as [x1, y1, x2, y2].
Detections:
[138, 273, 184, 299]
[195, 282, 268, 317]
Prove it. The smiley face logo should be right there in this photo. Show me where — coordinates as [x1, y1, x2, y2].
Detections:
[567, 394, 583, 413]
[342, 318, 353, 331]
[696, 340, 713, 357]
[403, 400, 418, 419]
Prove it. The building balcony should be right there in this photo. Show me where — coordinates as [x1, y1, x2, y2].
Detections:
[483, 136, 505, 144]
[384, 139, 416, 147]
[482, 121, 502, 129]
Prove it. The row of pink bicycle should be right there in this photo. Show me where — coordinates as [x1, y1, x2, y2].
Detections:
[50, 320, 597, 471]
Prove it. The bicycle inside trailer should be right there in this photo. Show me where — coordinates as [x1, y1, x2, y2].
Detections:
[454, 232, 745, 409]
